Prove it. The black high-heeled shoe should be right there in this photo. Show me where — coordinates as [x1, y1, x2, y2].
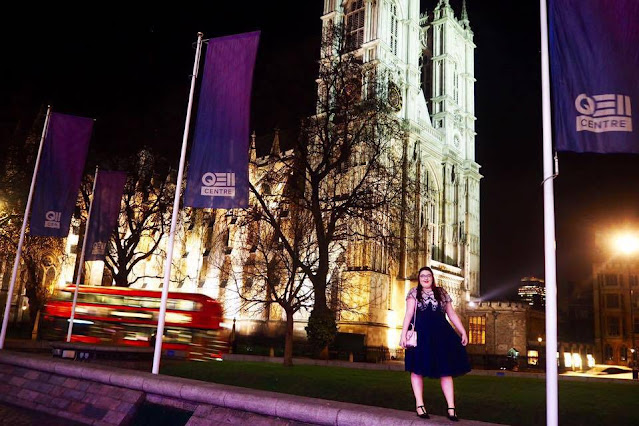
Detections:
[416, 405, 430, 419]
[447, 407, 459, 422]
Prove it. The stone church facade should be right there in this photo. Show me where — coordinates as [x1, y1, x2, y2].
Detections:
[59, 0, 481, 352]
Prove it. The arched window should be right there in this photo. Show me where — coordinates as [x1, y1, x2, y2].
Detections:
[453, 62, 459, 104]
[41, 256, 57, 295]
[346, 0, 365, 50]
[390, 2, 399, 55]
[621, 346, 628, 362]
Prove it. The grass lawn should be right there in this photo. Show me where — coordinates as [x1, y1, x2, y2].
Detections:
[161, 361, 639, 425]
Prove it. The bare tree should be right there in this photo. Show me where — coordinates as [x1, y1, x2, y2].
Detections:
[249, 22, 408, 352]
[227, 204, 314, 366]
[99, 149, 173, 287]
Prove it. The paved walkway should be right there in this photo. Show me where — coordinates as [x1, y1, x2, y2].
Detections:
[0, 402, 83, 426]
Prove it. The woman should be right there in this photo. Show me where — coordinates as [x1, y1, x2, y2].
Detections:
[400, 266, 471, 421]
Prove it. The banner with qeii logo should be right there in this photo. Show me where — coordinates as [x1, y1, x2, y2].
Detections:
[200, 172, 236, 197]
[549, 0, 638, 153]
[30, 113, 93, 237]
[184, 31, 260, 208]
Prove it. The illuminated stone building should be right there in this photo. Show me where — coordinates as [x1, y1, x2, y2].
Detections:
[59, 0, 481, 352]
[593, 230, 639, 365]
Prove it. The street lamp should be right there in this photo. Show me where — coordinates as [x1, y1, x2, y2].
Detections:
[614, 233, 639, 256]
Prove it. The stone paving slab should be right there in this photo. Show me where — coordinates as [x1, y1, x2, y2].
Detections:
[0, 402, 84, 426]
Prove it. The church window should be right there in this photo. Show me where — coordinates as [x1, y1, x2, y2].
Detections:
[219, 258, 231, 289]
[223, 228, 231, 249]
[390, 3, 399, 56]
[437, 62, 443, 98]
[325, 0, 336, 13]
[346, 0, 365, 50]
[453, 63, 459, 104]
[468, 315, 485, 344]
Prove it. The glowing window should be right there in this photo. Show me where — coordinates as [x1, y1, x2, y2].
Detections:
[563, 352, 573, 368]
[468, 316, 485, 344]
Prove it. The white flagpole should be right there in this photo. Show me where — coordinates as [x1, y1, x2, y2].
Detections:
[66, 167, 99, 342]
[0, 105, 52, 349]
[540, 1, 558, 425]
[152, 32, 204, 374]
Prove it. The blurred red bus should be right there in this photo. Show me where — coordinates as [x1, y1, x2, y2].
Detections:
[41, 285, 226, 360]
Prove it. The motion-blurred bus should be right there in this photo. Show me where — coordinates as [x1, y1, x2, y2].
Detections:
[41, 285, 226, 360]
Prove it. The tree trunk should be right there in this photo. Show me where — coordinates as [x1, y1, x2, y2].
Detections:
[114, 271, 129, 287]
[284, 310, 294, 367]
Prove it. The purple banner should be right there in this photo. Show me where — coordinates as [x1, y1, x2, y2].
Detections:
[30, 112, 93, 236]
[84, 171, 127, 261]
[550, 0, 639, 153]
[184, 31, 260, 208]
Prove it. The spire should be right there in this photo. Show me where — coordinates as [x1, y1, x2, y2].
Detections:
[435, 0, 453, 18]
[270, 128, 281, 157]
[461, 0, 470, 30]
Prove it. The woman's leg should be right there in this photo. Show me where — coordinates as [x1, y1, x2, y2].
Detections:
[440, 376, 455, 409]
[410, 373, 425, 409]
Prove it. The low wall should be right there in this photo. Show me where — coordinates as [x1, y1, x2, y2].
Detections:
[0, 351, 442, 426]
[0, 356, 143, 425]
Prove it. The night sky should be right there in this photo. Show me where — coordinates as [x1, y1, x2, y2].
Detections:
[2, 1, 639, 300]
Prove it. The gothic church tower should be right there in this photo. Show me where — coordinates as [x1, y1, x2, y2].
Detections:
[319, 0, 481, 347]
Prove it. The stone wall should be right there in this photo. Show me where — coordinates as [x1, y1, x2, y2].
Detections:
[465, 301, 531, 356]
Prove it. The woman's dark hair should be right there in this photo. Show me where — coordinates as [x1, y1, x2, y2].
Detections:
[416, 266, 443, 304]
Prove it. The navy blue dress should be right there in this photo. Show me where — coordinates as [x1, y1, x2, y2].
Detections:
[404, 287, 471, 378]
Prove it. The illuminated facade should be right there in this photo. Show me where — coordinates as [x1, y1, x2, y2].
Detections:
[58, 0, 481, 351]
[593, 230, 639, 365]
[312, 0, 480, 348]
